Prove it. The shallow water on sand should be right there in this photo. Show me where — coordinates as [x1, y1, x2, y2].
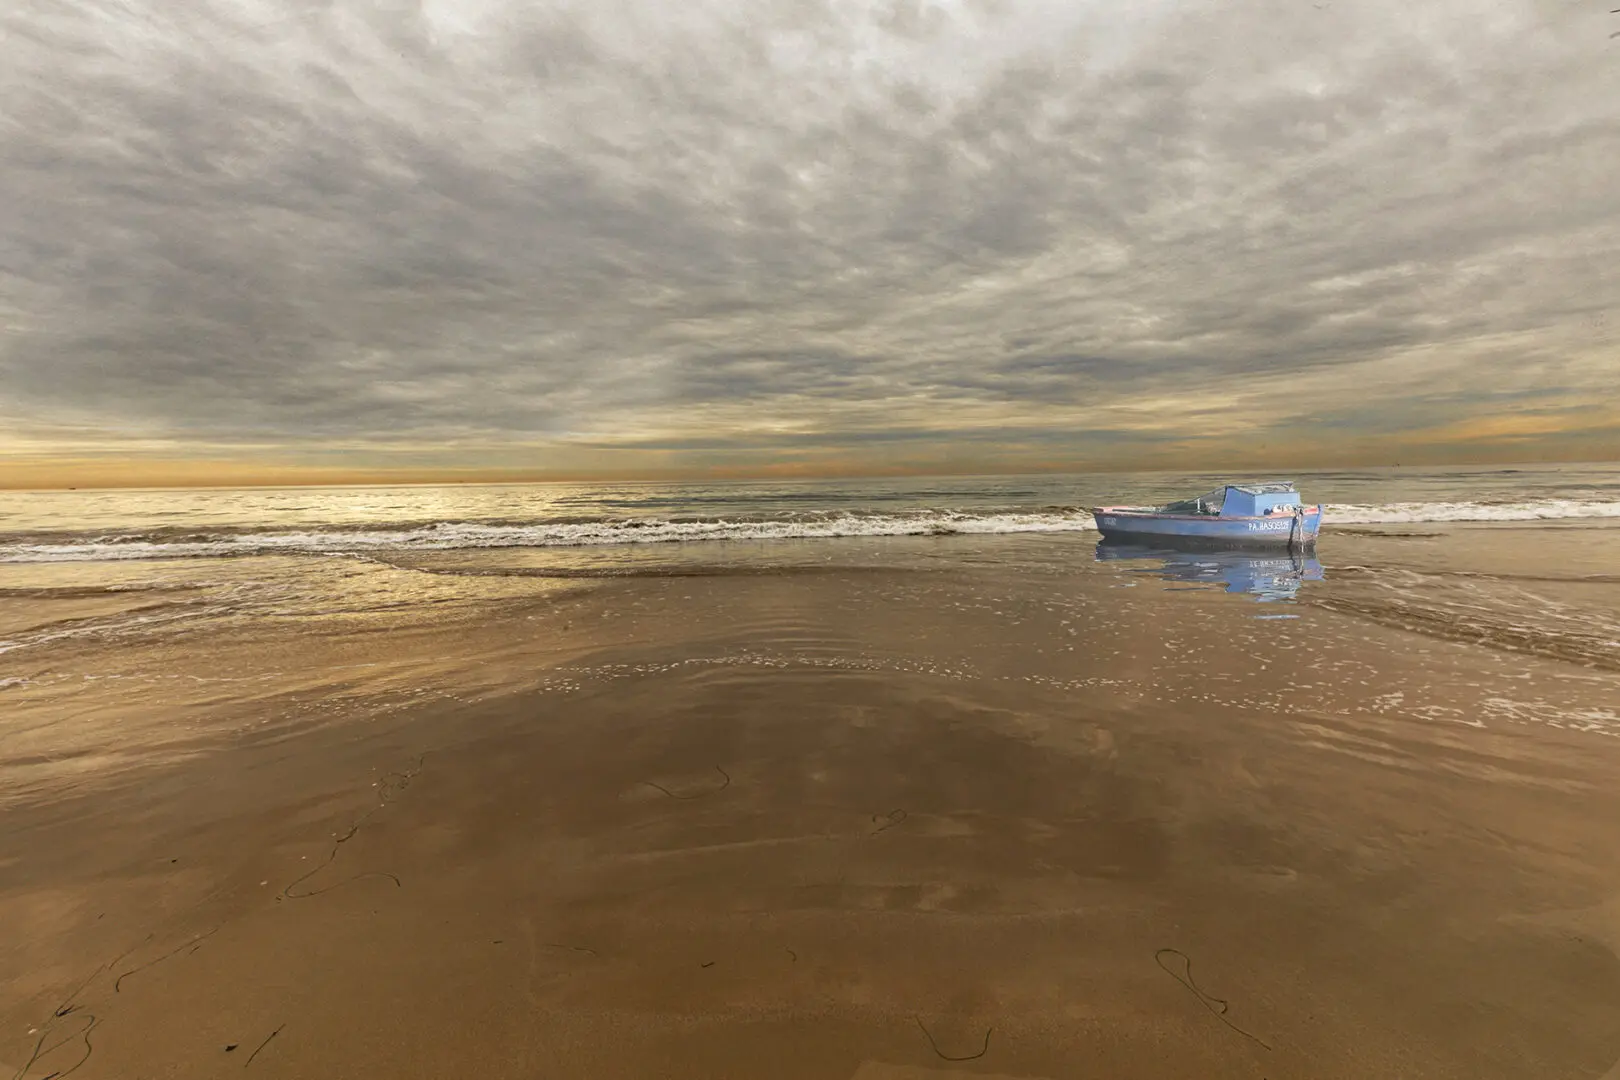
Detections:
[2, 510, 1620, 1078]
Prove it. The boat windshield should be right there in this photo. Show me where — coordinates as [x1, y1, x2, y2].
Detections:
[1159, 488, 1226, 515]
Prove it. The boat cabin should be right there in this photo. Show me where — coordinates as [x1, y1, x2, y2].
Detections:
[1162, 482, 1302, 517]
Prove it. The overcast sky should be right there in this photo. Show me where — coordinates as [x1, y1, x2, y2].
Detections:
[2, 0, 1618, 483]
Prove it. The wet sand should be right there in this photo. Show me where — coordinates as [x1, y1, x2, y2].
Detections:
[4, 528, 1620, 1078]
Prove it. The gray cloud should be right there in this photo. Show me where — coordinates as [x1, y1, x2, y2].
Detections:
[2, 0, 1618, 468]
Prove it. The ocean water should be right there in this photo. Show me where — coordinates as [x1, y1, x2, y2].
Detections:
[2, 463, 1618, 563]
[2, 463, 1617, 744]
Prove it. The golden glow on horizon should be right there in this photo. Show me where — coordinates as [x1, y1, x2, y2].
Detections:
[5, 433, 1616, 490]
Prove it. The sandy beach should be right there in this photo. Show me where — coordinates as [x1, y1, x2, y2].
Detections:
[6, 0, 1620, 1064]
[4, 518, 1620, 1079]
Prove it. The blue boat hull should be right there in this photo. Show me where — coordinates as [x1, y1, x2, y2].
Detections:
[1092, 506, 1322, 548]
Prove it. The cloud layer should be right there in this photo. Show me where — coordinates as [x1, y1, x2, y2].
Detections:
[2, 0, 1618, 477]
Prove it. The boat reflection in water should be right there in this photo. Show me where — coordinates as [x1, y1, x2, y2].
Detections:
[1094, 540, 1325, 602]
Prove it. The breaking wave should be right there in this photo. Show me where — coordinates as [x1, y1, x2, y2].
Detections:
[1326, 499, 1620, 524]
[0, 510, 1096, 562]
[2, 498, 1617, 563]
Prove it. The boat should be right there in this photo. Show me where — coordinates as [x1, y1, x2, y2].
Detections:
[1094, 540, 1324, 601]
[1091, 481, 1322, 549]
